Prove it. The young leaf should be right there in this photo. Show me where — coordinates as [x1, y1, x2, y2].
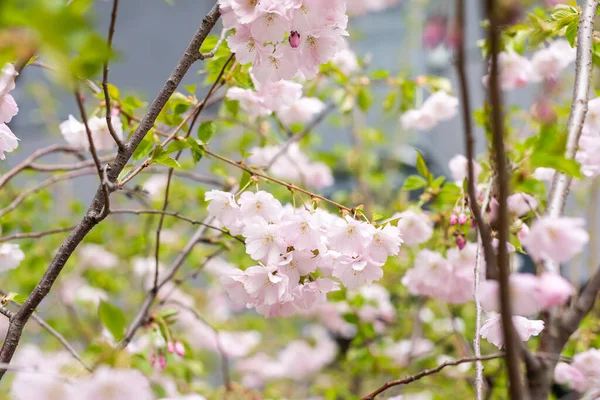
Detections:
[152, 154, 182, 169]
[415, 151, 431, 181]
[98, 300, 126, 341]
[357, 87, 373, 112]
[197, 121, 217, 143]
[402, 175, 427, 191]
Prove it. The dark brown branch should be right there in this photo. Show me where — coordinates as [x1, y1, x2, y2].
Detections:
[361, 353, 504, 399]
[485, 0, 524, 398]
[101, 0, 124, 149]
[0, 3, 221, 379]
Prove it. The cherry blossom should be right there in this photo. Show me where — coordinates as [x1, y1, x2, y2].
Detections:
[78, 244, 118, 270]
[507, 192, 538, 216]
[522, 216, 589, 263]
[383, 338, 434, 367]
[401, 91, 458, 131]
[583, 97, 600, 135]
[0, 243, 25, 272]
[276, 97, 326, 127]
[483, 51, 532, 90]
[480, 313, 544, 349]
[11, 373, 73, 400]
[531, 40, 576, 82]
[0, 63, 17, 94]
[59, 115, 123, 151]
[577, 134, 600, 177]
[0, 91, 18, 124]
[327, 215, 374, 254]
[332, 251, 384, 288]
[369, 224, 403, 263]
[554, 362, 586, 392]
[72, 367, 153, 400]
[238, 190, 283, 223]
[243, 217, 288, 264]
[537, 272, 575, 309]
[533, 167, 555, 182]
[205, 190, 240, 227]
[243, 264, 291, 305]
[555, 349, 600, 393]
[0, 123, 18, 160]
[395, 210, 433, 246]
[331, 47, 359, 75]
[448, 154, 482, 184]
[479, 273, 542, 317]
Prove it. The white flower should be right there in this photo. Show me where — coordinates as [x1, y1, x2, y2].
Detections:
[507, 192, 538, 216]
[332, 252, 384, 288]
[531, 40, 576, 82]
[0, 123, 18, 160]
[331, 48, 359, 75]
[11, 373, 73, 400]
[327, 215, 374, 254]
[522, 216, 589, 263]
[448, 154, 482, 184]
[243, 217, 287, 264]
[243, 264, 290, 305]
[238, 190, 283, 223]
[480, 313, 544, 349]
[276, 97, 326, 127]
[142, 175, 169, 200]
[483, 51, 532, 91]
[395, 210, 433, 246]
[369, 224, 402, 263]
[87, 116, 123, 151]
[401, 91, 458, 131]
[205, 190, 240, 227]
[79, 244, 118, 270]
[59, 115, 88, 147]
[0, 243, 24, 272]
[72, 367, 153, 400]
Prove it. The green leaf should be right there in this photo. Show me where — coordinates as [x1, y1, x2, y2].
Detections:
[197, 121, 217, 143]
[402, 175, 427, 191]
[357, 87, 373, 112]
[106, 83, 120, 100]
[566, 18, 579, 47]
[117, 165, 134, 181]
[371, 69, 389, 79]
[415, 151, 431, 181]
[4, 292, 28, 305]
[342, 313, 360, 324]
[185, 137, 205, 163]
[183, 84, 197, 94]
[98, 300, 126, 341]
[152, 154, 181, 169]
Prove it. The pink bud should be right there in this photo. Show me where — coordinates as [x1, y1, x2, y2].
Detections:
[289, 31, 301, 48]
[456, 235, 466, 250]
[167, 341, 175, 354]
[174, 341, 185, 357]
[149, 353, 157, 367]
[111, 107, 121, 117]
[517, 223, 530, 240]
[450, 214, 458, 226]
[159, 353, 167, 369]
[458, 213, 467, 225]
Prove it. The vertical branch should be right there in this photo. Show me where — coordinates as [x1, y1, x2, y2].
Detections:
[102, 0, 124, 149]
[485, 0, 525, 398]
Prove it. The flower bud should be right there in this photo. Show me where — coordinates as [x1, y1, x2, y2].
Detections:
[167, 341, 175, 354]
[458, 212, 467, 225]
[159, 353, 167, 369]
[289, 31, 301, 48]
[517, 223, 530, 240]
[456, 234, 466, 250]
[174, 341, 185, 357]
[449, 213, 458, 226]
[149, 353, 157, 367]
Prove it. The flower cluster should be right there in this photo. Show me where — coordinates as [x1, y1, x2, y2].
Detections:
[478, 272, 575, 348]
[483, 40, 576, 90]
[220, 0, 348, 83]
[0, 63, 19, 160]
[400, 91, 459, 131]
[59, 112, 123, 151]
[205, 189, 402, 317]
[226, 75, 326, 124]
[247, 142, 333, 189]
[555, 348, 600, 395]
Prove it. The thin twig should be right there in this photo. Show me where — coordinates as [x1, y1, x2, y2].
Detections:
[0, 226, 78, 244]
[27, 155, 114, 172]
[0, 145, 86, 190]
[165, 300, 232, 390]
[361, 353, 504, 399]
[101, 0, 124, 149]
[197, 27, 228, 60]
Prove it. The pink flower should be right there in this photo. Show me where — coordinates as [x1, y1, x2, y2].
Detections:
[533, 167, 555, 182]
[479, 273, 542, 317]
[577, 135, 600, 177]
[293, 278, 339, 310]
[252, 45, 298, 83]
[448, 154, 482, 184]
[507, 192, 538, 216]
[226, 24, 260, 65]
[327, 215, 374, 254]
[555, 362, 586, 392]
[250, 1, 290, 44]
[87, 116, 124, 151]
[73, 367, 153, 400]
[243, 264, 290, 305]
[569, 349, 600, 392]
[238, 190, 283, 223]
[0, 123, 18, 160]
[0, 93, 18, 124]
[401, 108, 437, 131]
[226, 87, 272, 117]
[517, 223, 530, 241]
[332, 252, 384, 288]
[303, 162, 334, 189]
[278, 250, 318, 284]
[522, 216, 589, 263]
[401, 92, 458, 131]
[402, 250, 454, 299]
[483, 51, 532, 91]
[231, 0, 261, 24]
[0, 63, 17, 95]
[331, 48, 359, 75]
[584, 97, 600, 135]
[221, 268, 254, 307]
[531, 40, 575, 82]
[243, 217, 287, 264]
[480, 313, 544, 349]
[255, 78, 303, 114]
[59, 115, 88, 147]
[368, 224, 403, 263]
[205, 190, 240, 227]
[276, 97, 325, 126]
[395, 210, 433, 246]
[537, 272, 575, 309]
[281, 211, 323, 251]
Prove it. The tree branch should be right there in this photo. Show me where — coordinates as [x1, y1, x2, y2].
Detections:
[485, 0, 524, 398]
[361, 353, 504, 400]
[101, 0, 124, 149]
[0, 2, 221, 379]
[0, 226, 78, 244]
